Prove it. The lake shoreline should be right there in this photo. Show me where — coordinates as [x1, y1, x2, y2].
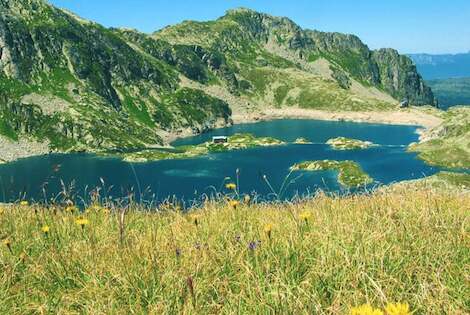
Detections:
[0, 107, 442, 164]
[231, 107, 442, 133]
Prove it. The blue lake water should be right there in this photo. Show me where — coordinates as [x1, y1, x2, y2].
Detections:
[0, 119, 439, 204]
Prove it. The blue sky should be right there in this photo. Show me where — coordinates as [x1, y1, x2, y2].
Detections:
[49, 0, 470, 54]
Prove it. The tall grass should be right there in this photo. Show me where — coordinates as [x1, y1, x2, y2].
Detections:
[0, 188, 468, 314]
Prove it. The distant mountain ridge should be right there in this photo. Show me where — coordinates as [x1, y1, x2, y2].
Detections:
[0, 0, 435, 156]
[427, 78, 470, 108]
[409, 52, 470, 80]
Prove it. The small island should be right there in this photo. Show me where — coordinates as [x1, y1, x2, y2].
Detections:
[290, 160, 373, 188]
[326, 137, 376, 150]
[294, 137, 312, 144]
[121, 133, 285, 162]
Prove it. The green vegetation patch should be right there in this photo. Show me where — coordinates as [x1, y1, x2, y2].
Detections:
[410, 106, 470, 168]
[291, 160, 373, 188]
[294, 137, 312, 144]
[390, 171, 470, 192]
[1, 189, 467, 313]
[120, 133, 285, 162]
[326, 137, 376, 150]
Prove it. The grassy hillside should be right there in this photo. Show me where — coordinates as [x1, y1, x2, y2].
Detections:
[0, 1, 436, 160]
[410, 106, 470, 168]
[0, 188, 468, 314]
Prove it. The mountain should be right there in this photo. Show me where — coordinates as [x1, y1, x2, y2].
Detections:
[409, 52, 470, 80]
[427, 78, 470, 109]
[0, 1, 435, 157]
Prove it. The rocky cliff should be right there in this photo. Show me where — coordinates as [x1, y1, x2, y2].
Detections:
[0, 1, 436, 156]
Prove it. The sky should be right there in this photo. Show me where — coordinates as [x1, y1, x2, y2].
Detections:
[48, 0, 470, 54]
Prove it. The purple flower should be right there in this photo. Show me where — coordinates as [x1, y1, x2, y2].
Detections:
[248, 240, 261, 251]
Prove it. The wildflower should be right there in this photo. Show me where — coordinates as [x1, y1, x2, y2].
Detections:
[41, 225, 50, 235]
[350, 304, 384, 315]
[66, 205, 78, 214]
[299, 211, 312, 223]
[385, 303, 410, 315]
[19, 252, 27, 262]
[189, 213, 202, 227]
[264, 223, 273, 239]
[228, 200, 240, 209]
[75, 217, 89, 229]
[20, 200, 29, 206]
[225, 183, 237, 190]
[175, 248, 182, 257]
[248, 240, 261, 251]
[3, 239, 12, 253]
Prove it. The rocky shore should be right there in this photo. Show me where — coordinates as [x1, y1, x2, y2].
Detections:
[0, 136, 51, 163]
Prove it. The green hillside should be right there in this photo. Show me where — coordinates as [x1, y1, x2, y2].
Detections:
[0, 1, 435, 157]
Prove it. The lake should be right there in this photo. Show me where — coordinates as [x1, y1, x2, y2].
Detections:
[0, 119, 439, 205]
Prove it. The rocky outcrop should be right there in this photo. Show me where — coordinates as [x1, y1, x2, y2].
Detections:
[373, 49, 436, 105]
[161, 7, 435, 106]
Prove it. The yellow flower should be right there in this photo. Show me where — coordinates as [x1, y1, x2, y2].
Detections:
[228, 200, 240, 209]
[225, 183, 237, 190]
[66, 205, 78, 214]
[385, 303, 410, 315]
[299, 211, 312, 222]
[350, 304, 384, 315]
[264, 223, 273, 239]
[3, 239, 11, 247]
[264, 223, 273, 233]
[75, 217, 90, 228]
[41, 225, 50, 234]
[20, 200, 29, 206]
[189, 213, 202, 226]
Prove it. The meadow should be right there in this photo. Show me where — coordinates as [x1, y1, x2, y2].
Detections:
[0, 186, 468, 314]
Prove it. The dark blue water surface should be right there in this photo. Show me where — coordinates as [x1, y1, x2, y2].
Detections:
[0, 119, 439, 204]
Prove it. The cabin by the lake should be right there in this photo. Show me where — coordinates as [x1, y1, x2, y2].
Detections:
[212, 136, 228, 144]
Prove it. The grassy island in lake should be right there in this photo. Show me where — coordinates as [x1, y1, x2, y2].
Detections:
[293, 137, 312, 144]
[326, 137, 376, 150]
[120, 133, 285, 162]
[290, 160, 374, 188]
